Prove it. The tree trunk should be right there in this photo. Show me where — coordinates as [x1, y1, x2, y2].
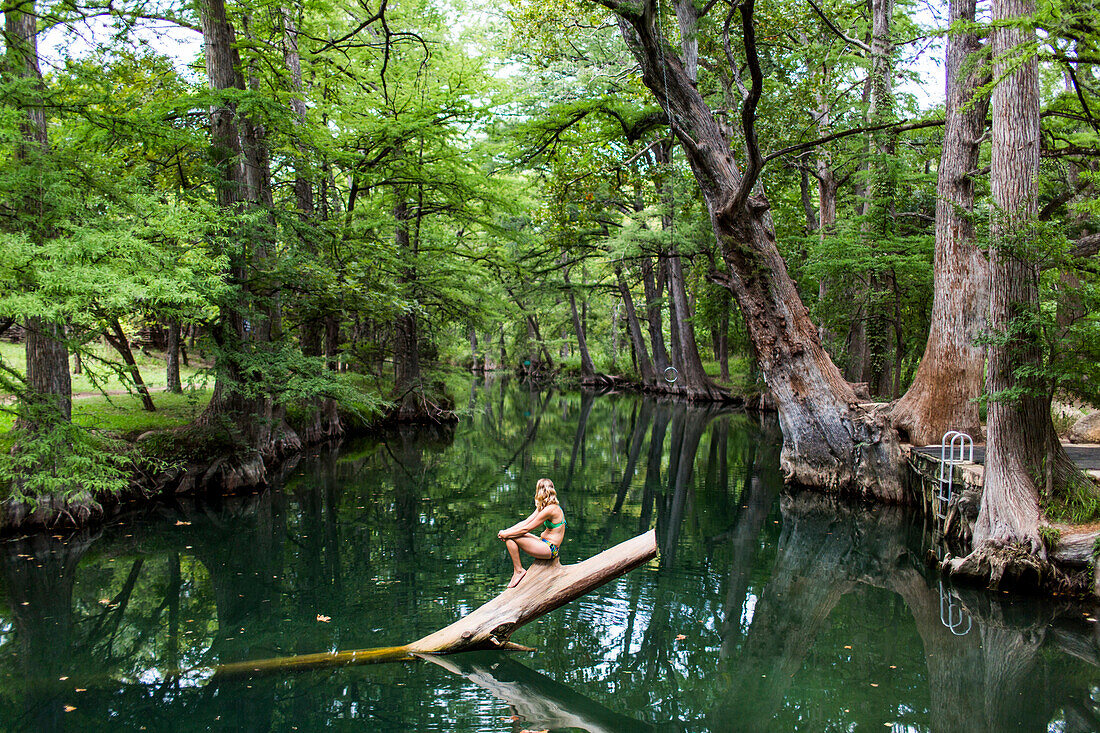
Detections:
[860, 0, 897, 397]
[717, 291, 730, 381]
[666, 245, 722, 399]
[562, 259, 596, 378]
[951, 0, 1082, 574]
[282, 7, 341, 441]
[891, 0, 989, 445]
[197, 0, 300, 467]
[4, 0, 72, 432]
[22, 318, 72, 426]
[104, 319, 156, 412]
[641, 257, 671, 372]
[610, 7, 901, 497]
[166, 321, 183, 393]
[616, 265, 657, 385]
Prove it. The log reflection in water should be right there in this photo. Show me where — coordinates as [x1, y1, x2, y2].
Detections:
[420, 652, 655, 733]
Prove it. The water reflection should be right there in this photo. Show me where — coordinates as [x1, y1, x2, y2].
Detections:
[0, 378, 1097, 731]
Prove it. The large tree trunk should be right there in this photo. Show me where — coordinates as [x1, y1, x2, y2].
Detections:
[858, 0, 898, 397]
[608, 5, 901, 498]
[22, 319, 72, 426]
[891, 0, 989, 445]
[4, 1, 72, 432]
[950, 0, 1083, 580]
[197, 0, 300, 472]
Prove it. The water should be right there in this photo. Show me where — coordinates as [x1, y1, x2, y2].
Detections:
[1, 379, 1098, 732]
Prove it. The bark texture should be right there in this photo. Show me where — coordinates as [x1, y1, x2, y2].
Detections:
[891, 0, 989, 445]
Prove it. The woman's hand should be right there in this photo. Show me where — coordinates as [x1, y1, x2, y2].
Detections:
[497, 530, 506, 539]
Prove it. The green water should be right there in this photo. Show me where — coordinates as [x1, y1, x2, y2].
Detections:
[1, 379, 1098, 732]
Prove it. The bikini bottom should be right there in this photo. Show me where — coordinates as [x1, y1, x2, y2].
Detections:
[539, 537, 559, 559]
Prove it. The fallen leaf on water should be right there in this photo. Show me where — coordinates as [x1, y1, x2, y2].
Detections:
[75, 689, 86, 693]
[889, 665, 897, 669]
[870, 683, 879, 687]
[63, 706, 76, 712]
[316, 614, 331, 623]
[675, 634, 686, 640]
[175, 521, 191, 526]
[844, 645, 852, 649]
[58, 676, 68, 681]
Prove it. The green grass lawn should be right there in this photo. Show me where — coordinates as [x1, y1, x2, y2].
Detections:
[0, 341, 210, 396]
[0, 390, 213, 440]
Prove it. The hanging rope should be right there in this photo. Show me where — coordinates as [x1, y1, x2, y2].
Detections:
[652, 0, 677, 372]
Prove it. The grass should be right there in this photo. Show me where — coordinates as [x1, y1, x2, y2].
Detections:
[0, 341, 209, 396]
[0, 390, 212, 442]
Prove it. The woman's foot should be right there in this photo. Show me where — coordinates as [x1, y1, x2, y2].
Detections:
[507, 568, 526, 588]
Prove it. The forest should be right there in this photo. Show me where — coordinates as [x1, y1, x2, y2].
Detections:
[2, 0, 1100, 590]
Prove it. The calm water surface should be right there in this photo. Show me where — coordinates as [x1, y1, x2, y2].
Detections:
[2, 379, 1099, 731]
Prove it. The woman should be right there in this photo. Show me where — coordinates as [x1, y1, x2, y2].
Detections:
[497, 478, 566, 588]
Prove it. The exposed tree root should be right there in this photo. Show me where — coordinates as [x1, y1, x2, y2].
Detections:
[944, 541, 1078, 595]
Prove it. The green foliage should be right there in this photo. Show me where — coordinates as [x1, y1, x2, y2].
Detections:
[1038, 524, 1062, 548]
[0, 399, 131, 508]
[1043, 475, 1100, 525]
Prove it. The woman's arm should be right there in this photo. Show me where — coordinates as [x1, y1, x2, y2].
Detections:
[497, 507, 554, 539]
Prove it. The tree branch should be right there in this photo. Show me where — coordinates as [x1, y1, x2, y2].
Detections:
[806, 0, 870, 53]
[763, 118, 944, 163]
[730, 0, 764, 211]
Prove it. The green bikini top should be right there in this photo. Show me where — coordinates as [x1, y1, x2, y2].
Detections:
[543, 517, 567, 529]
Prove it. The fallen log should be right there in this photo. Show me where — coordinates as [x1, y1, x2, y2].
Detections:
[216, 529, 658, 676]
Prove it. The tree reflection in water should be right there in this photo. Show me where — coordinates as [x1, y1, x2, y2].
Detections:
[0, 379, 1098, 731]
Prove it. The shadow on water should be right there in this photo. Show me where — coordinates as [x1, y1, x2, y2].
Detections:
[1, 378, 1099, 731]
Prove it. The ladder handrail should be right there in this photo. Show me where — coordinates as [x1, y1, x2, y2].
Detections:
[936, 430, 973, 520]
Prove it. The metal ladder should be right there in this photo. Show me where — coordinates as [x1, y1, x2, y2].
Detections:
[936, 430, 973, 522]
[939, 580, 972, 635]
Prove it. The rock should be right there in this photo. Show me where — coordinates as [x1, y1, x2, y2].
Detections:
[1069, 411, 1100, 443]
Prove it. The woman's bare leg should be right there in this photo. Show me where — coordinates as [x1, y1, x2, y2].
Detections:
[504, 539, 525, 587]
[503, 534, 553, 588]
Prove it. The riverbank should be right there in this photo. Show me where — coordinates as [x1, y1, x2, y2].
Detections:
[906, 444, 1100, 597]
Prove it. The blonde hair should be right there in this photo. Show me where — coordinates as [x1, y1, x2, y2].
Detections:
[534, 478, 558, 510]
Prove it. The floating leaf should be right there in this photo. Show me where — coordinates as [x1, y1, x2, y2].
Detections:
[63, 706, 76, 712]
[316, 614, 331, 623]
[675, 634, 686, 640]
